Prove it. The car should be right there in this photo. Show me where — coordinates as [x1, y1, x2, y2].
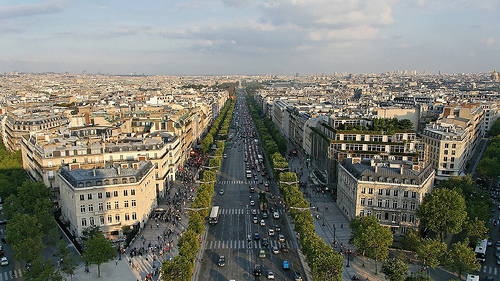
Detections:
[262, 212, 268, 219]
[262, 237, 269, 247]
[484, 277, 494, 281]
[266, 270, 275, 279]
[275, 225, 281, 232]
[489, 239, 494, 246]
[253, 264, 262, 276]
[272, 246, 280, 254]
[253, 216, 259, 224]
[0, 220, 7, 225]
[254, 232, 260, 240]
[282, 260, 290, 270]
[265, 182, 269, 187]
[252, 209, 258, 215]
[260, 219, 266, 227]
[495, 247, 500, 258]
[294, 271, 303, 281]
[259, 249, 266, 258]
[219, 189, 224, 195]
[223, 154, 227, 158]
[497, 258, 500, 266]
[280, 243, 289, 253]
[0, 257, 8, 266]
[279, 234, 285, 243]
[250, 187, 255, 193]
[218, 255, 226, 267]
[268, 228, 275, 236]
[495, 241, 500, 248]
[273, 212, 280, 219]
[250, 200, 255, 206]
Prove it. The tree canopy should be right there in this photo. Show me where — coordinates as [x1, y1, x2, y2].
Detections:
[81, 232, 116, 277]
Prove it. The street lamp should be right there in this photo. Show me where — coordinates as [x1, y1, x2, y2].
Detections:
[322, 211, 325, 226]
[346, 249, 352, 267]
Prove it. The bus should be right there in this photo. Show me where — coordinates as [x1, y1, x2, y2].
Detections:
[475, 238, 487, 262]
[246, 170, 252, 179]
[209, 206, 220, 225]
[257, 154, 263, 163]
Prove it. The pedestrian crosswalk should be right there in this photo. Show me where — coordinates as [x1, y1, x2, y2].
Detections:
[482, 265, 498, 275]
[217, 180, 260, 185]
[205, 239, 292, 250]
[218, 208, 282, 215]
[0, 269, 23, 281]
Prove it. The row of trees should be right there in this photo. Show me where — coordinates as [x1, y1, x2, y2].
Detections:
[201, 99, 235, 153]
[243, 88, 343, 280]
[161, 99, 235, 280]
[245, 88, 287, 156]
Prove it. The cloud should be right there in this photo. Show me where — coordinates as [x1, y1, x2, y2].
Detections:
[0, 0, 68, 19]
[413, 0, 499, 11]
[484, 37, 495, 46]
[221, 0, 253, 8]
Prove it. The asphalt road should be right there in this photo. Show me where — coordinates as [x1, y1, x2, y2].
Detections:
[197, 89, 304, 280]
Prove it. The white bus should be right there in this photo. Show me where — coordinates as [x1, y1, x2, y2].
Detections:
[258, 154, 263, 163]
[475, 238, 487, 262]
[246, 170, 252, 179]
[209, 206, 220, 225]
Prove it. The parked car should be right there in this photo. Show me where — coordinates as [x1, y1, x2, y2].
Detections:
[0, 257, 8, 266]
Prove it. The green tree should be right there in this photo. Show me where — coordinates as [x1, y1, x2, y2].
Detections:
[405, 272, 432, 281]
[350, 216, 393, 274]
[81, 232, 116, 277]
[402, 229, 421, 252]
[55, 240, 78, 277]
[416, 188, 467, 242]
[6, 213, 45, 262]
[415, 238, 447, 273]
[312, 251, 343, 281]
[477, 157, 500, 179]
[445, 239, 480, 280]
[464, 218, 488, 246]
[24, 256, 62, 281]
[381, 258, 410, 281]
[488, 118, 500, 137]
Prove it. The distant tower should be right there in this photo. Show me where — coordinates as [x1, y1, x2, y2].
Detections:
[492, 69, 500, 82]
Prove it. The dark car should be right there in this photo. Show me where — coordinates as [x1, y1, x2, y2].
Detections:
[495, 241, 500, 248]
[254, 232, 260, 240]
[262, 238, 269, 247]
[294, 271, 303, 281]
[280, 243, 288, 253]
[253, 264, 262, 276]
[275, 225, 281, 232]
[484, 277, 494, 281]
[218, 255, 225, 267]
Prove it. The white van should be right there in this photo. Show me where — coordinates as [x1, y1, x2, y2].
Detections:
[466, 274, 479, 281]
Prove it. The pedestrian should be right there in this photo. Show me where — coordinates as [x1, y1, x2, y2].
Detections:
[341, 223, 343, 228]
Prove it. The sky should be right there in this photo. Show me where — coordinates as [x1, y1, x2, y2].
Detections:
[0, 0, 499, 75]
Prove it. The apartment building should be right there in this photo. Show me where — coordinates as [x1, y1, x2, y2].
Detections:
[337, 158, 435, 235]
[57, 161, 157, 238]
[3, 111, 68, 152]
[481, 102, 500, 136]
[21, 128, 180, 199]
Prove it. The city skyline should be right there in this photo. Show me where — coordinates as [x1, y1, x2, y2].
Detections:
[1, 0, 499, 75]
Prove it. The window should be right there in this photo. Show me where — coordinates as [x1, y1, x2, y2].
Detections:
[367, 198, 373, 206]
[87, 193, 92, 200]
[444, 157, 448, 161]
[113, 191, 118, 197]
[359, 210, 365, 216]
[385, 212, 389, 220]
[378, 189, 383, 195]
[114, 201, 119, 209]
[403, 201, 408, 209]
[132, 212, 137, 220]
[450, 164, 455, 168]
[393, 200, 398, 208]
[131, 189, 136, 195]
[106, 192, 111, 198]
[81, 218, 87, 227]
[409, 215, 415, 223]
[366, 210, 372, 216]
[444, 150, 448, 155]
[98, 203, 103, 211]
[107, 215, 112, 223]
[376, 212, 382, 220]
[368, 188, 373, 195]
[106, 202, 111, 210]
[391, 213, 397, 222]
[410, 202, 416, 210]
[98, 192, 103, 199]
[124, 200, 129, 208]
[115, 214, 120, 222]
[377, 199, 383, 207]
[125, 213, 130, 221]
[445, 143, 449, 148]
[451, 157, 455, 162]
[401, 214, 407, 222]
[385, 200, 390, 208]
[131, 199, 136, 207]
[401, 227, 407, 235]
[360, 198, 366, 205]
[403, 191, 408, 197]
[361, 187, 365, 194]
[123, 190, 128, 196]
[442, 163, 447, 168]
[386, 189, 391, 196]
[99, 216, 105, 225]
[89, 217, 95, 226]
[393, 190, 398, 196]
[411, 192, 417, 199]
[452, 144, 456, 148]
[80, 195, 85, 201]
[451, 150, 455, 155]
[80, 205, 85, 213]
[88, 204, 93, 212]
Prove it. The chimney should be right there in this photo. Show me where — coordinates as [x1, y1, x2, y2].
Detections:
[93, 168, 96, 177]
[400, 166, 404, 174]
[117, 166, 121, 175]
[375, 166, 378, 173]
